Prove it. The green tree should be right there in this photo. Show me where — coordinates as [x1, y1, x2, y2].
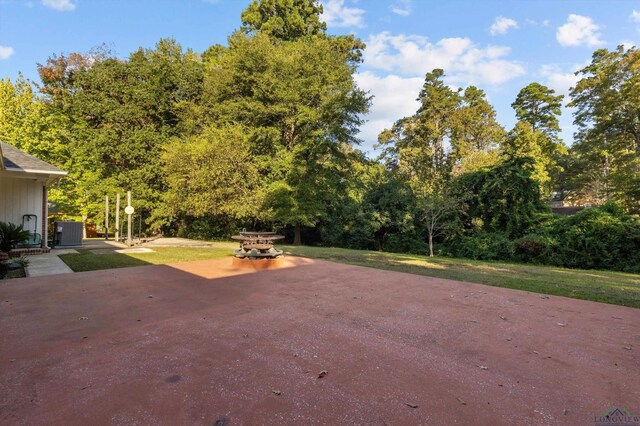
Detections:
[361, 174, 417, 252]
[162, 125, 264, 225]
[450, 86, 505, 175]
[507, 82, 568, 196]
[569, 46, 640, 211]
[0, 76, 61, 162]
[37, 39, 204, 231]
[452, 157, 549, 238]
[418, 188, 467, 257]
[378, 69, 460, 191]
[501, 121, 562, 193]
[202, 31, 369, 244]
[512, 82, 564, 139]
[241, 0, 326, 41]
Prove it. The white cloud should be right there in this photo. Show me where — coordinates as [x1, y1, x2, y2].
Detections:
[0, 46, 15, 60]
[390, 0, 412, 16]
[556, 14, 604, 47]
[525, 18, 551, 27]
[539, 64, 580, 97]
[321, 0, 365, 28]
[354, 71, 423, 151]
[42, 0, 75, 11]
[631, 10, 640, 30]
[490, 16, 518, 36]
[363, 32, 525, 86]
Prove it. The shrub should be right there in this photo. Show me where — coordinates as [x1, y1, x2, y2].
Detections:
[0, 222, 31, 253]
[13, 255, 30, 268]
[551, 202, 640, 272]
[446, 231, 514, 261]
[513, 234, 558, 264]
[386, 234, 428, 255]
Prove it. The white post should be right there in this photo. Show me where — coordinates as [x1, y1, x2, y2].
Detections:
[115, 193, 120, 242]
[43, 185, 48, 248]
[127, 191, 132, 245]
[105, 195, 109, 240]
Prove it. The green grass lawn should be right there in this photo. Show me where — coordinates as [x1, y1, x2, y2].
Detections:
[282, 245, 640, 308]
[59, 246, 232, 272]
[58, 242, 640, 308]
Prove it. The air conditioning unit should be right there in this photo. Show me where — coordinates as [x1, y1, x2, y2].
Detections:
[54, 221, 83, 247]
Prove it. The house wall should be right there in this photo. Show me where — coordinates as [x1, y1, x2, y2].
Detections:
[0, 175, 45, 239]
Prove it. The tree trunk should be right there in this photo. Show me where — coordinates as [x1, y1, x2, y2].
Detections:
[293, 223, 302, 246]
[428, 233, 434, 257]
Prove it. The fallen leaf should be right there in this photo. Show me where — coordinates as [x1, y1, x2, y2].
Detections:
[405, 403, 418, 408]
[476, 364, 488, 370]
[272, 390, 281, 396]
[318, 370, 328, 379]
[147, 295, 153, 298]
[470, 320, 478, 323]
[611, 316, 623, 320]
[78, 317, 89, 321]
[506, 337, 512, 341]
[540, 295, 550, 299]
[623, 345, 632, 351]
[456, 397, 467, 405]
[499, 315, 507, 320]
[563, 409, 569, 415]
[557, 323, 567, 327]
[533, 351, 539, 355]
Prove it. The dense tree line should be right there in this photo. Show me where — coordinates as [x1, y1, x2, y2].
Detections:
[1, 0, 638, 271]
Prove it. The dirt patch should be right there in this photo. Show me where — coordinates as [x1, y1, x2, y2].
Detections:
[1, 257, 638, 425]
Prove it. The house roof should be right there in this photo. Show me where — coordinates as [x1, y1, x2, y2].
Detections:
[0, 142, 66, 176]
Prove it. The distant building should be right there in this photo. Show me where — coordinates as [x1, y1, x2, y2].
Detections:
[549, 191, 585, 215]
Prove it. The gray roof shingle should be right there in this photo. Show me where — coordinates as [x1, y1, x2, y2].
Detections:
[0, 142, 66, 175]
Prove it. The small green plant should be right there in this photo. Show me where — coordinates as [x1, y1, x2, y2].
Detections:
[13, 255, 30, 268]
[0, 221, 31, 253]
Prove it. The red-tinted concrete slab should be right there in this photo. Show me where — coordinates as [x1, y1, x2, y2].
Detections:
[1, 257, 638, 425]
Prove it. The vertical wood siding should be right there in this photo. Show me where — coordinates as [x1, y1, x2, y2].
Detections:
[0, 176, 44, 231]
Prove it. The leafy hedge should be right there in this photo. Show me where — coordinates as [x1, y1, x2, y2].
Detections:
[444, 202, 640, 272]
[548, 203, 640, 272]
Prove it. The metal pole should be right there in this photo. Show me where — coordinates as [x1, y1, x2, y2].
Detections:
[105, 195, 109, 240]
[127, 191, 132, 245]
[115, 193, 120, 242]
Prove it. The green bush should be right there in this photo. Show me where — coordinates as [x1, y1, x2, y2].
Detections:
[0, 222, 31, 253]
[446, 231, 514, 261]
[513, 234, 558, 264]
[551, 202, 640, 272]
[386, 234, 428, 255]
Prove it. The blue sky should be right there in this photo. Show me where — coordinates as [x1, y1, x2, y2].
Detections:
[1, 0, 639, 154]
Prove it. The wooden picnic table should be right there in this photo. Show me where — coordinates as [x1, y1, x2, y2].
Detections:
[231, 231, 284, 259]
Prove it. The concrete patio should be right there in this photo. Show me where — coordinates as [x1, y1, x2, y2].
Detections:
[1, 257, 638, 425]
